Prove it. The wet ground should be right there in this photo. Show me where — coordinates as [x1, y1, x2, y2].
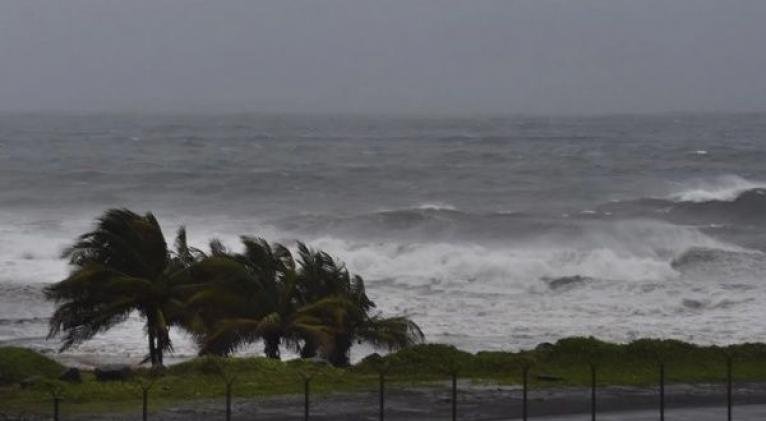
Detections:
[6, 381, 766, 420]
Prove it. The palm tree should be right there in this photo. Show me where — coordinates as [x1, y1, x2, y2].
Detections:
[45, 209, 424, 367]
[188, 237, 334, 359]
[293, 244, 369, 358]
[293, 243, 424, 366]
[45, 209, 201, 367]
[326, 310, 425, 367]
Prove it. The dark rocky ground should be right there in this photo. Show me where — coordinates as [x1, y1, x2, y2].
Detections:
[5, 381, 766, 420]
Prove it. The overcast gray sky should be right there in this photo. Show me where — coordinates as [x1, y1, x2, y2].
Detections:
[1, 0, 765, 115]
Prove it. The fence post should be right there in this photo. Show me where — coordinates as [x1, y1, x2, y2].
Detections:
[225, 381, 232, 421]
[296, 366, 320, 421]
[522, 364, 529, 421]
[142, 388, 149, 421]
[132, 377, 156, 421]
[589, 363, 596, 421]
[46, 382, 64, 421]
[727, 355, 733, 421]
[451, 371, 458, 421]
[659, 362, 665, 421]
[379, 371, 385, 421]
[304, 376, 311, 421]
[53, 396, 60, 421]
[215, 358, 239, 421]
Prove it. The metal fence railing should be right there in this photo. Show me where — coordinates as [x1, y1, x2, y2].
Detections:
[0, 355, 755, 421]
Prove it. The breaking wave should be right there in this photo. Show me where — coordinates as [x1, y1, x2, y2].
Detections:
[597, 188, 766, 228]
[303, 220, 739, 294]
[668, 175, 766, 203]
[671, 246, 766, 282]
[414, 202, 458, 211]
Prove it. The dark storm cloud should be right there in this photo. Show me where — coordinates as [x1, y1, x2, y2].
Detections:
[1, 0, 765, 114]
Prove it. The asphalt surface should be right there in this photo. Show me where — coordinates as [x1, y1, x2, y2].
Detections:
[6, 381, 766, 420]
[533, 405, 766, 420]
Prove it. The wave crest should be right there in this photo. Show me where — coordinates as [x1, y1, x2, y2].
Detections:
[668, 175, 766, 203]
[304, 221, 737, 294]
[597, 187, 766, 230]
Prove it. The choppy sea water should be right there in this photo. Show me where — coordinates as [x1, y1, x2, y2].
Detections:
[1, 113, 765, 365]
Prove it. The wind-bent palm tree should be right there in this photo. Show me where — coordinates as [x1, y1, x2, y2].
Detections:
[294, 243, 424, 366]
[327, 310, 425, 366]
[293, 243, 369, 359]
[188, 237, 335, 359]
[190, 239, 424, 364]
[47, 210, 424, 366]
[45, 209, 201, 367]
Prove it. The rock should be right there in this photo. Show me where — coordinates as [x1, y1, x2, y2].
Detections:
[361, 353, 383, 364]
[59, 367, 81, 383]
[94, 365, 132, 381]
[542, 275, 589, 290]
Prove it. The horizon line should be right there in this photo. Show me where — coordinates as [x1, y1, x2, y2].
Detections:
[1, 108, 766, 120]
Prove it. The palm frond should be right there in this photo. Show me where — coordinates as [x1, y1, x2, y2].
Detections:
[48, 297, 135, 351]
[355, 314, 425, 351]
[209, 239, 229, 257]
[173, 226, 206, 266]
[200, 318, 268, 356]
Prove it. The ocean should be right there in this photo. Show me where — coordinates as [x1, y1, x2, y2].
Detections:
[1, 112, 765, 365]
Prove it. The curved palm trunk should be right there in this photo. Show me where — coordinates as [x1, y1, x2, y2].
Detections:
[146, 315, 167, 367]
[263, 334, 281, 359]
[155, 326, 170, 367]
[148, 329, 157, 366]
[328, 335, 352, 367]
[300, 338, 318, 359]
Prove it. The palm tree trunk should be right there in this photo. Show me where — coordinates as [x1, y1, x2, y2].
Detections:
[263, 334, 281, 359]
[155, 326, 168, 367]
[300, 338, 318, 359]
[147, 329, 157, 366]
[329, 335, 352, 367]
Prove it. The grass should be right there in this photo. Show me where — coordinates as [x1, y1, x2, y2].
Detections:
[2, 337, 766, 416]
[0, 347, 64, 384]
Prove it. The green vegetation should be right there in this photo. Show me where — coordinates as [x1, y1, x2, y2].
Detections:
[45, 209, 423, 369]
[2, 337, 766, 415]
[355, 338, 766, 386]
[0, 347, 64, 385]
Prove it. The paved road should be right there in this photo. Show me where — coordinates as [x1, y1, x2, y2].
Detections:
[531, 405, 766, 420]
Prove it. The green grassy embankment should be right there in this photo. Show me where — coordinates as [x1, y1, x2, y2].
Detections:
[2, 337, 765, 415]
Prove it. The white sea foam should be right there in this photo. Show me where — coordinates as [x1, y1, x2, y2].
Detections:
[414, 202, 458, 211]
[307, 220, 740, 294]
[668, 175, 766, 203]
